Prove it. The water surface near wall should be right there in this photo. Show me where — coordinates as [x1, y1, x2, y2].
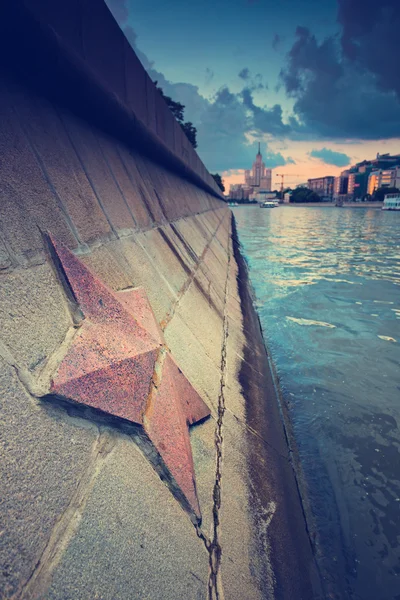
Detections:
[233, 206, 400, 600]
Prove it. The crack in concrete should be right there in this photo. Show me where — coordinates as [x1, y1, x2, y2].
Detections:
[195, 231, 231, 600]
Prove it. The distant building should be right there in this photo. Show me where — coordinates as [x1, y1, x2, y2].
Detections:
[367, 165, 400, 196]
[229, 143, 272, 200]
[367, 170, 380, 195]
[307, 176, 335, 199]
[245, 144, 272, 191]
[348, 171, 370, 199]
[283, 191, 292, 204]
[334, 170, 349, 197]
[347, 154, 400, 199]
[229, 184, 251, 201]
[392, 166, 400, 189]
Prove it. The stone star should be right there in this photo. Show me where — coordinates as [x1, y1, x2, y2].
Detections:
[46, 235, 210, 521]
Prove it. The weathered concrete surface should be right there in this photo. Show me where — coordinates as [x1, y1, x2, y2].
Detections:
[0, 2, 322, 599]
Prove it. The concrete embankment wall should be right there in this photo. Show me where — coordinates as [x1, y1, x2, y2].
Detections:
[0, 2, 320, 599]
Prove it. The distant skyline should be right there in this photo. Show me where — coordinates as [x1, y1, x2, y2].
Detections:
[106, 0, 400, 189]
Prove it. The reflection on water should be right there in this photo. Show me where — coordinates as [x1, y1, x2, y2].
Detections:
[233, 206, 400, 600]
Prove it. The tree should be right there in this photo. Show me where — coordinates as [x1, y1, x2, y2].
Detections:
[181, 122, 197, 149]
[290, 186, 322, 203]
[373, 186, 399, 202]
[211, 173, 225, 193]
[154, 82, 198, 149]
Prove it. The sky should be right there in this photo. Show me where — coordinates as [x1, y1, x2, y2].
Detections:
[106, 0, 400, 191]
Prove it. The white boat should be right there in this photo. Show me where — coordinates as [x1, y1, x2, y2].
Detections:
[382, 193, 400, 210]
[260, 201, 277, 208]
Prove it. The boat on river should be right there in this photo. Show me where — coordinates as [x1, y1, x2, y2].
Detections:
[383, 193, 400, 210]
[260, 200, 278, 208]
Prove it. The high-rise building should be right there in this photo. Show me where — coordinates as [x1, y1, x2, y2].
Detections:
[392, 166, 400, 189]
[334, 170, 349, 197]
[229, 144, 272, 200]
[367, 166, 400, 195]
[347, 154, 400, 199]
[367, 171, 380, 195]
[307, 176, 335, 199]
[244, 144, 272, 191]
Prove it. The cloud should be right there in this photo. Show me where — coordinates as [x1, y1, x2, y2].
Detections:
[280, 26, 400, 139]
[238, 68, 265, 90]
[146, 76, 292, 171]
[123, 26, 154, 69]
[338, 0, 400, 98]
[102, 4, 314, 171]
[263, 150, 293, 168]
[309, 148, 351, 167]
[106, 0, 129, 23]
[239, 68, 250, 80]
[241, 88, 291, 135]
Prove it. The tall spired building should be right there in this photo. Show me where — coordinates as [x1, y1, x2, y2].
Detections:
[244, 143, 272, 191]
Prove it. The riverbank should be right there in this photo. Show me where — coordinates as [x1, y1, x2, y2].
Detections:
[234, 202, 384, 209]
[231, 215, 323, 599]
[282, 202, 383, 208]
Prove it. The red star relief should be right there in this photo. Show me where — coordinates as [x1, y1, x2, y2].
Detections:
[47, 235, 210, 521]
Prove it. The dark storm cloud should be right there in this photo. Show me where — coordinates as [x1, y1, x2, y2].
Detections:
[280, 26, 400, 139]
[241, 88, 291, 136]
[104, 3, 302, 171]
[338, 0, 400, 98]
[309, 148, 350, 167]
[238, 69, 265, 90]
[150, 78, 296, 170]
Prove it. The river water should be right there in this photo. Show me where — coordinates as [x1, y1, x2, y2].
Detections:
[233, 206, 400, 600]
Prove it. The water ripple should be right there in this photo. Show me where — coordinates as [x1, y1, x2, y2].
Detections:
[234, 206, 400, 600]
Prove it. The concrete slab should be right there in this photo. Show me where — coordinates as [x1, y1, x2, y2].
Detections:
[0, 263, 71, 373]
[46, 438, 209, 600]
[172, 217, 210, 259]
[173, 277, 225, 368]
[81, 0, 127, 102]
[0, 359, 98, 598]
[0, 80, 77, 262]
[0, 234, 11, 270]
[114, 147, 155, 229]
[109, 237, 177, 324]
[124, 38, 148, 124]
[6, 78, 112, 246]
[194, 263, 225, 318]
[140, 228, 191, 297]
[59, 112, 136, 236]
[164, 312, 221, 413]
[219, 411, 265, 600]
[190, 417, 217, 538]
[81, 244, 133, 292]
